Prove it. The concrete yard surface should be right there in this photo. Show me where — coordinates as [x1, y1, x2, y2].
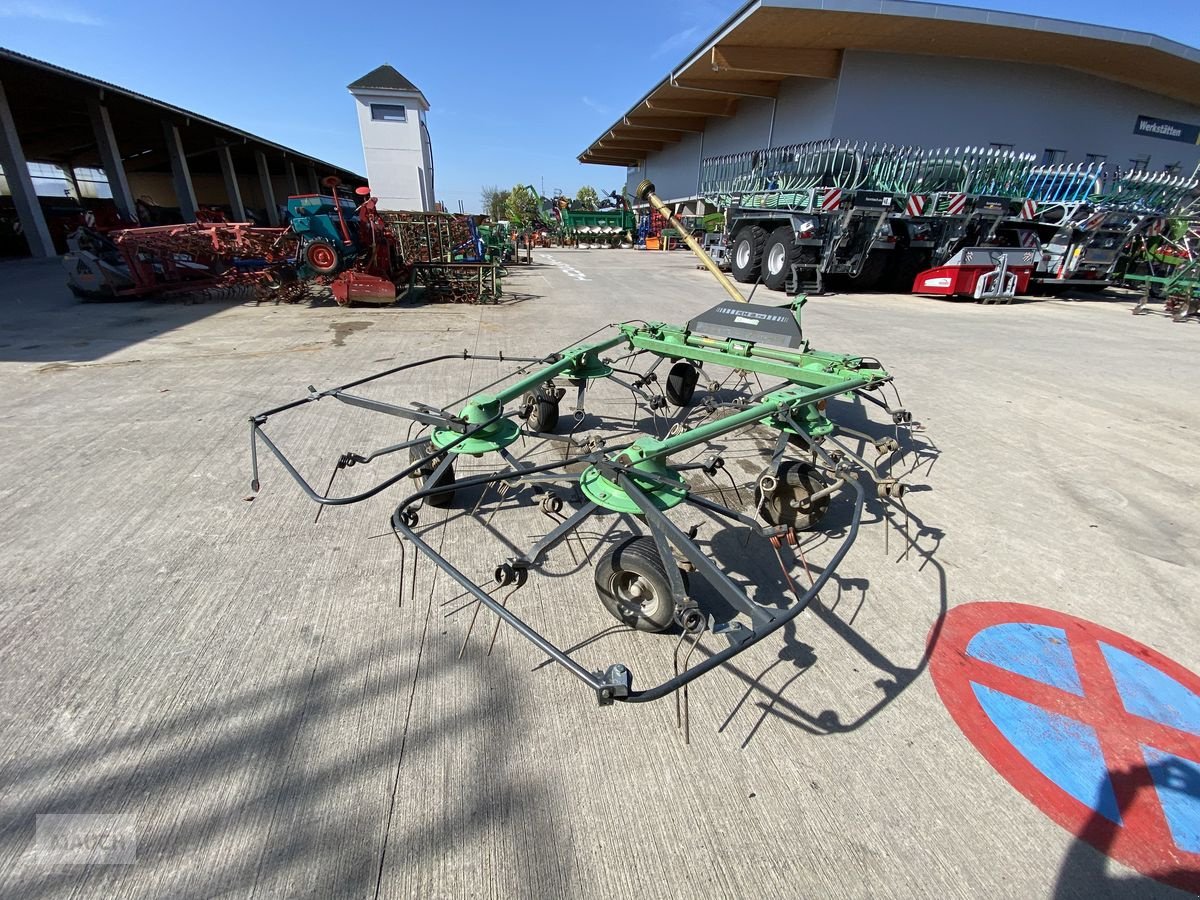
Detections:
[0, 251, 1197, 898]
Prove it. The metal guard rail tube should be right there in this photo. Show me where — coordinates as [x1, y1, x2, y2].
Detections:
[623, 475, 866, 703]
[388, 457, 868, 704]
[250, 407, 514, 506]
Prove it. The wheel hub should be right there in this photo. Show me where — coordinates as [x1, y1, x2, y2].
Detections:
[767, 242, 786, 275]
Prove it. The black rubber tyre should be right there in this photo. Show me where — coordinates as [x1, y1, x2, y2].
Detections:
[409, 443, 455, 507]
[69, 283, 120, 302]
[664, 362, 699, 407]
[730, 225, 767, 283]
[304, 239, 340, 275]
[755, 461, 831, 530]
[883, 249, 929, 293]
[594, 537, 681, 633]
[844, 251, 888, 291]
[761, 226, 795, 291]
[523, 391, 560, 432]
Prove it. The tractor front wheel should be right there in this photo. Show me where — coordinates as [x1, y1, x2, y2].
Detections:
[304, 239, 340, 275]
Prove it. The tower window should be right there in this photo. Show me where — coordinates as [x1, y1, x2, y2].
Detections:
[370, 104, 407, 122]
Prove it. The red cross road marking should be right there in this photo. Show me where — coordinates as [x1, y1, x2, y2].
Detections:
[930, 602, 1200, 893]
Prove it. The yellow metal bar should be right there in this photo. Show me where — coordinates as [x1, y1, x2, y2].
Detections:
[636, 180, 746, 304]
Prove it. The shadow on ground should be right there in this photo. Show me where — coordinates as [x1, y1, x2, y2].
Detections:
[0, 627, 566, 897]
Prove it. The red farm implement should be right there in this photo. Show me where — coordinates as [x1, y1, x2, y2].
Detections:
[63, 221, 292, 301]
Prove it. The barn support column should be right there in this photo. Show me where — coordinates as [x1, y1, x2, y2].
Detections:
[0, 79, 54, 257]
[86, 97, 136, 221]
[255, 151, 280, 226]
[216, 143, 246, 222]
[162, 120, 197, 222]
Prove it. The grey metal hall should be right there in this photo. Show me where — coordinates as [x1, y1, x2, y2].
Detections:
[577, 0, 1200, 207]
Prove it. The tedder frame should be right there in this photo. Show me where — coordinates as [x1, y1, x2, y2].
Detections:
[246, 182, 915, 716]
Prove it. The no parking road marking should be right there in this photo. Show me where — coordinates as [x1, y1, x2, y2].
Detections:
[929, 602, 1200, 892]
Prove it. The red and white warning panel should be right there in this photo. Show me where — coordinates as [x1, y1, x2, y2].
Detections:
[946, 193, 968, 216]
[906, 194, 927, 216]
[912, 247, 1035, 300]
[1020, 199, 1038, 220]
[821, 188, 842, 211]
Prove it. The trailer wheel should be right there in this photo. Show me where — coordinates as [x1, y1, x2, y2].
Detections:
[409, 443, 456, 507]
[762, 226, 795, 291]
[731, 226, 767, 283]
[755, 461, 831, 530]
[664, 362, 699, 407]
[844, 252, 888, 291]
[595, 537, 682, 633]
[304, 239, 340, 275]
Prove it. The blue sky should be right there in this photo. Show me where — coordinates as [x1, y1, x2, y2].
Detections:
[1, 0, 1197, 212]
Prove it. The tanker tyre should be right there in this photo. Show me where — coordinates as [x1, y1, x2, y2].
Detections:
[731, 226, 767, 284]
[762, 226, 796, 292]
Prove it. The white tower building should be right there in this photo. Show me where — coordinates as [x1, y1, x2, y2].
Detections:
[348, 65, 434, 211]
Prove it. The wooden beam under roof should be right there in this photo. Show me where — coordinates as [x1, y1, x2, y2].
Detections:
[581, 154, 641, 166]
[610, 127, 684, 142]
[597, 138, 665, 152]
[622, 114, 707, 133]
[710, 46, 842, 79]
[645, 96, 738, 116]
[671, 76, 781, 98]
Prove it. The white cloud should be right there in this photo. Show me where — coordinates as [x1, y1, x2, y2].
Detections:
[652, 24, 700, 60]
[582, 96, 612, 117]
[0, 2, 103, 25]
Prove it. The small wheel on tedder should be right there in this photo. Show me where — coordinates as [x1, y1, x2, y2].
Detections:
[756, 460, 830, 530]
[522, 388, 561, 432]
[594, 537, 685, 633]
[409, 442, 456, 507]
[665, 362, 699, 407]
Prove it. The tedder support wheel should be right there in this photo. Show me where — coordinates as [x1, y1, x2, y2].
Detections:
[595, 536, 683, 633]
[731, 226, 767, 284]
[522, 390, 560, 433]
[304, 239, 340, 275]
[665, 362, 699, 407]
[756, 461, 831, 530]
[409, 443, 456, 507]
[761, 226, 796, 292]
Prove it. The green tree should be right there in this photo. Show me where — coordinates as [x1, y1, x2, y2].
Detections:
[505, 184, 540, 226]
[480, 185, 510, 221]
[575, 186, 599, 211]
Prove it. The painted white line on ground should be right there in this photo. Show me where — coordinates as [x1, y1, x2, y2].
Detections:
[540, 254, 589, 282]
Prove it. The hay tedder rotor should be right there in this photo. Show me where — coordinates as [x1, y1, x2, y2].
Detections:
[247, 181, 916, 719]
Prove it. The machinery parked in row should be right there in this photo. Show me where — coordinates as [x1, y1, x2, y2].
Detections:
[699, 139, 1199, 298]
